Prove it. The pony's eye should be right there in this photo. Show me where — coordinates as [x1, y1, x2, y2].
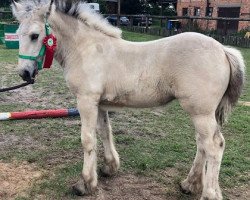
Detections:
[30, 34, 39, 41]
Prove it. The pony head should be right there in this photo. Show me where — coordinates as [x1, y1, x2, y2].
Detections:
[11, 0, 53, 82]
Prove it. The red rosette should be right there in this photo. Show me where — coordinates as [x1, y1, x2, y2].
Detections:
[43, 34, 57, 69]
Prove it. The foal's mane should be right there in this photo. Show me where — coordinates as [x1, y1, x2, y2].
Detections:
[17, 0, 122, 38]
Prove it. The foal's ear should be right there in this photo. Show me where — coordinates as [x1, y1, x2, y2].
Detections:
[33, 0, 54, 20]
[11, 0, 25, 21]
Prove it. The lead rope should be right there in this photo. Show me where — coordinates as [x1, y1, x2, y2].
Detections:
[0, 80, 34, 93]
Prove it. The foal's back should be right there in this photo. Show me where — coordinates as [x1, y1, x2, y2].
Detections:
[100, 32, 229, 111]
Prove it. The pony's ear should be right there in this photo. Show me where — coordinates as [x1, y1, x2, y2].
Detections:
[35, 2, 54, 21]
[11, 0, 25, 21]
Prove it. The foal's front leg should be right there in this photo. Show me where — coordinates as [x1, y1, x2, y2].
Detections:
[73, 96, 99, 196]
[97, 110, 120, 176]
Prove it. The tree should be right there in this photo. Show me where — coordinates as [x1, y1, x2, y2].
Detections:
[146, 0, 176, 16]
[121, 0, 145, 14]
[0, 0, 11, 8]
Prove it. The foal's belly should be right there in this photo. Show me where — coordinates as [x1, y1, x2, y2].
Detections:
[99, 92, 175, 109]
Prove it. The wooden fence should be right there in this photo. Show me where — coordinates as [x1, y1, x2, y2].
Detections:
[118, 15, 250, 48]
[123, 26, 250, 48]
[0, 11, 13, 21]
[1, 11, 250, 48]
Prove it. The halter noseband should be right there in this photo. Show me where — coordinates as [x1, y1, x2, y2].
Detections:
[18, 21, 57, 71]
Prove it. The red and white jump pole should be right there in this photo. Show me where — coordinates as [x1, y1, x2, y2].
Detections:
[0, 108, 79, 120]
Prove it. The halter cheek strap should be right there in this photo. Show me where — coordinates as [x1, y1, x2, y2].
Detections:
[18, 22, 57, 71]
[19, 45, 46, 70]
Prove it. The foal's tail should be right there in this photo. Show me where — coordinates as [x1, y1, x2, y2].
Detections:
[216, 47, 245, 126]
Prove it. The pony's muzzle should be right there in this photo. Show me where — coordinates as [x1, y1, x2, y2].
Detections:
[19, 68, 37, 83]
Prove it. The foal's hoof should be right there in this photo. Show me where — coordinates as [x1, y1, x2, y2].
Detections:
[200, 188, 222, 200]
[72, 178, 86, 196]
[99, 165, 115, 177]
[99, 163, 119, 177]
[180, 179, 202, 194]
[72, 176, 97, 196]
[180, 183, 191, 195]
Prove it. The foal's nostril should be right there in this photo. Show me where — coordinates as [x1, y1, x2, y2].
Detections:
[20, 70, 31, 82]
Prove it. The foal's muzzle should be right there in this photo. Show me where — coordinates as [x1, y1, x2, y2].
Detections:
[19, 67, 37, 83]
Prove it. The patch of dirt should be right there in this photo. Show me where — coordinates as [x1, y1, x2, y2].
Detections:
[1, 63, 16, 70]
[83, 171, 249, 200]
[77, 173, 168, 200]
[0, 84, 76, 109]
[0, 161, 43, 200]
[0, 76, 72, 109]
[0, 134, 44, 150]
[159, 168, 180, 181]
[5, 85, 35, 102]
[225, 185, 250, 200]
[0, 160, 247, 200]
[64, 119, 81, 126]
[44, 149, 83, 169]
[0, 85, 47, 107]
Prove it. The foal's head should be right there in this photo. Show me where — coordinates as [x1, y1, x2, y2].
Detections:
[11, 0, 53, 82]
[12, 0, 122, 82]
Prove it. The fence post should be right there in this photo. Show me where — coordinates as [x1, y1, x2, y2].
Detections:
[188, 17, 192, 31]
[166, 17, 169, 36]
[163, 17, 167, 29]
[145, 16, 149, 33]
[130, 16, 133, 28]
[117, 0, 121, 27]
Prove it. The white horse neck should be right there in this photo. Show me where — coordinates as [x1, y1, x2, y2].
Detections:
[49, 11, 120, 68]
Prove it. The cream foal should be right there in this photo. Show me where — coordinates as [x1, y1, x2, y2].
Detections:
[11, 1, 245, 199]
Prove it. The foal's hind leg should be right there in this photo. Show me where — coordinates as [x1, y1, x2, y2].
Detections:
[97, 110, 120, 176]
[181, 114, 224, 200]
[180, 138, 206, 194]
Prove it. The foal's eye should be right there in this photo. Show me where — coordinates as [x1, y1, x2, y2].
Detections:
[30, 34, 39, 41]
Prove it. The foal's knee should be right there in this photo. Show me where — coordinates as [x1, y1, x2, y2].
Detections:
[199, 127, 225, 155]
[213, 128, 225, 150]
[203, 129, 225, 161]
[82, 133, 96, 152]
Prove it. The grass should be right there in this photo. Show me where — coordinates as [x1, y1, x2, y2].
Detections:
[241, 48, 250, 101]
[0, 31, 249, 200]
[0, 45, 18, 63]
[123, 30, 162, 41]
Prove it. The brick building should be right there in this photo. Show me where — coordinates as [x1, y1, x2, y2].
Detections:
[177, 0, 250, 34]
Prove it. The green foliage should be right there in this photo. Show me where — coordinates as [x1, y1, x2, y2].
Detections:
[121, 0, 145, 14]
[0, 0, 10, 8]
[229, 27, 250, 37]
[145, 0, 176, 16]
[163, 6, 176, 16]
